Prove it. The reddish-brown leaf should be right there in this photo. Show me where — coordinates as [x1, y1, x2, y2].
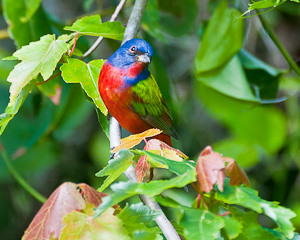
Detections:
[77, 183, 108, 207]
[196, 147, 226, 193]
[134, 139, 189, 181]
[135, 156, 151, 182]
[23, 182, 108, 240]
[200, 145, 213, 156]
[111, 128, 162, 153]
[224, 157, 250, 186]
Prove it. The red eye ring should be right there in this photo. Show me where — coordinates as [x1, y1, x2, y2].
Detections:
[129, 46, 137, 53]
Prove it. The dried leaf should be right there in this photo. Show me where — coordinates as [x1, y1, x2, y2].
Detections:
[196, 147, 226, 193]
[224, 157, 250, 186]
[23, 182, 108, 240]
[111, 129, 162, 153]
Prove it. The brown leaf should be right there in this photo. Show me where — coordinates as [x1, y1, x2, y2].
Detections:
[111, 128, 162, 153]
[224, 157, 250, 186]
[196, 147, 226, 193]
[135, 156, 151, 182]
[22, 182, 108, 240]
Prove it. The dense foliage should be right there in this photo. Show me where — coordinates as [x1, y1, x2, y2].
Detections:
[0, 0, 299, 239]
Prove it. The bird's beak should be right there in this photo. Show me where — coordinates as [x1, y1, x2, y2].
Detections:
[136, 54, 151, 64]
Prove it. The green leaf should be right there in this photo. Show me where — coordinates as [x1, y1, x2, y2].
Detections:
[94, 170, 196, 217]
[118, 203, 161, 237]
[260, 201, 296, 239]
[132, 231, 163, 240]
[0, 81, 35, 135]
[223, 216, 243, 239]
[214, 138, 259, 168]
[64, 15, 125, 40]
[180, 208, 224, 240]
[132, 149, 195, 175]
[158, 0, 198, 36]
[95, 107, 110, 138]
[60, 208, 130, 240]
[7, 34, 67, 104]
[142, 0, 166, 42]
[239, 49, 284, 99]
[96, 149, 135, 192]
[21, 0, 41, 22]
[197, 82, 287, 166]
[215, 180, 264, 213]
[229, 207, 281, 240]
[216, 180, 296, 238]
[196, 55, 258, 102]
[195, 2, 244, 73]
[3, 0, 51, 47]
[60, 58, 108, 115]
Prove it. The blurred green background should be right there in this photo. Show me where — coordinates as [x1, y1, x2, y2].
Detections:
[0, 0, 299, 239]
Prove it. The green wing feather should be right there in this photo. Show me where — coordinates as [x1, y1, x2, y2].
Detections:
[130, 74, 178, 139]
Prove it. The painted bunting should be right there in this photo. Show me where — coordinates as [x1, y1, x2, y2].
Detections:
[98, 38, 177, 146]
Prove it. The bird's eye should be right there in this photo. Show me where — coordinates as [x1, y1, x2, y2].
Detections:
[129, 46, 137, 53]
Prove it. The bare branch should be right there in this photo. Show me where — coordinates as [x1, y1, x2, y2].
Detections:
[81, 0, 127, 59]
[109, 0, 181, 239]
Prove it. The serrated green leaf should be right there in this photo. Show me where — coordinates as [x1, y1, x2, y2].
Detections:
[3, 56, 18, 61]
[21, 0, 41, 22]
[216, 180, 296, 238]
[94, 170, 196, 217]
[60, 58, 108, 115]
[229, 207, 281, 240]
[215, 180, 263, 213]
[180, 208, 224, 240]
[0, 81, 35, 135]
[132, 149, 195, 175]
[195, 2, 244, 73]
[96, 149, 134, 192]
[7, 34, 67, 104]
[260, 201, 296, 239]
[223, 216, 243, 239]
[60, 208, 130, 240]
[64, 15, 125, 40]
[118, 203, 161, 237]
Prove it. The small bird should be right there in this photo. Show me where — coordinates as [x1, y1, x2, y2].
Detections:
[98, 38, 177, 146]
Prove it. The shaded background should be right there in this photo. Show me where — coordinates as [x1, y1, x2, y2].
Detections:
[0, 0, 299, 239]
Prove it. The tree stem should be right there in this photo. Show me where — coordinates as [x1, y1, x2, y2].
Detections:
[257, 10, 300, 76]
[81, 0, 128, 59]
[108, 0, 181, 239]
[0, 144, 46, 203]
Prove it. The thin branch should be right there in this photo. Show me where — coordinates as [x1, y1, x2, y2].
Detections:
[257, 9, 300, 76]
[0, 143, 47, 203]
[109, 0, 181, 239]
[81, 0, 127, 59]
